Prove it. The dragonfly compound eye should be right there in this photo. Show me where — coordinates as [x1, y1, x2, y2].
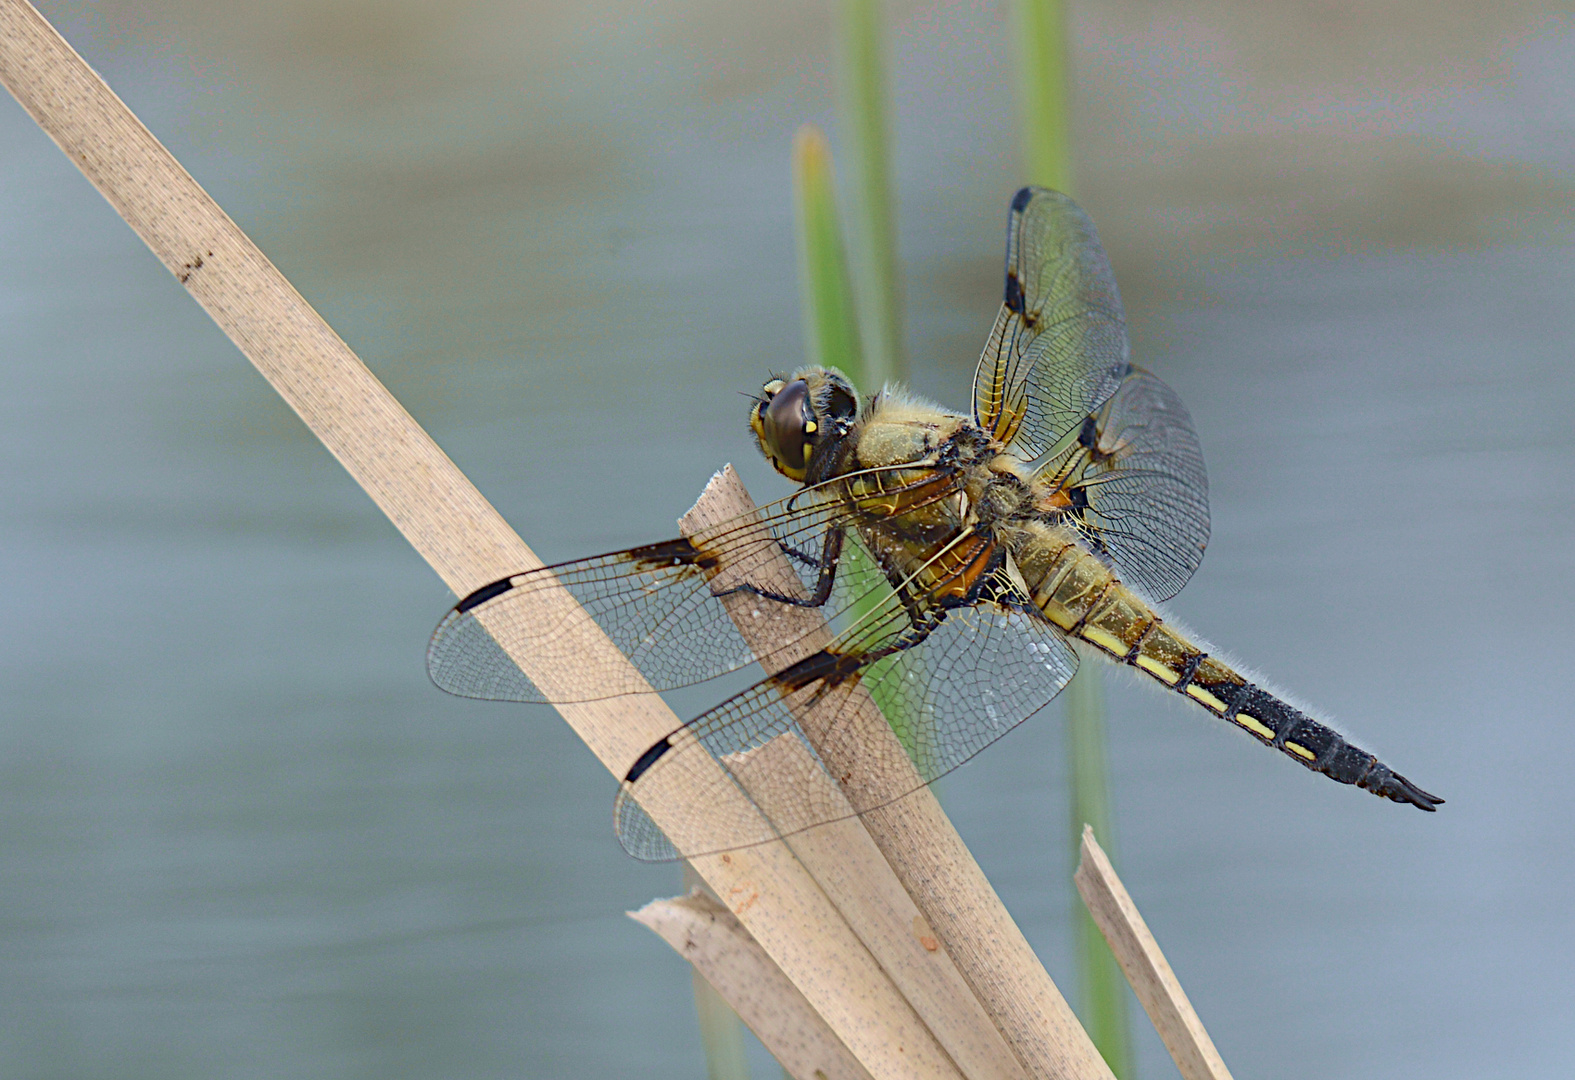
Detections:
[760, 377, 813, 478]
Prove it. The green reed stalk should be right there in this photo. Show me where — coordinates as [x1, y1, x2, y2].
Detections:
[683, 863, 753, 1080]
[1013, 2, 1133, 1075]
[836, 0, 903, 388]
[791, 124, 915, 754]
[792, 125, 863, 377]
[1064, 665, 1132, 1078]
[1013, 0, 1074, 195]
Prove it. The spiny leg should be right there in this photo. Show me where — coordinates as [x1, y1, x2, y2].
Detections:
[713, 526, 845, 609]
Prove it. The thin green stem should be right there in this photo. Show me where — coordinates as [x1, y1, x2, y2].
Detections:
[1013, 0, 1074, 193]
[837, 0, 903, 388]
[792, 125, 863, 378]
[791, 125, 916, 758]
[1012, 1, 1131, 1073]
[1066, 669, 1133, 1078]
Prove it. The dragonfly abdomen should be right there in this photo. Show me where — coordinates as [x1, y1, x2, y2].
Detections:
[1024, 537, 1442, 811]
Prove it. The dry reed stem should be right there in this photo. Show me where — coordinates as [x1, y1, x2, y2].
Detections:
[1075, 826, 1234, 1080]
[683, 468, 1113, 1080]
[727, 735, 1029, 1080]
[0, 5, 962, 1077]
[631, 890, 876, 1080]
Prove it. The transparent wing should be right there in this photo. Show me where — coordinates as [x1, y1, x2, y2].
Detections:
[614, 568, 1079, 861]
[427, 468, 962, 704]
[1036, 367, 1209, 601]
[972, 187, 1131, 458]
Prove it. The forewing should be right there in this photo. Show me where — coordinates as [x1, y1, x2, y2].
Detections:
[427, 483, 903, 704]
[1037, 367, 1209, 601]
[614, 573, 1078, 861]
[973, 187, 1131, 458]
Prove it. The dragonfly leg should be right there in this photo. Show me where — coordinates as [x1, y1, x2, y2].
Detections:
[778, 541, 822, 567]
[846, 603, 946, 668]
[773, 605, 946, 696]
[713, 527, 844, 609]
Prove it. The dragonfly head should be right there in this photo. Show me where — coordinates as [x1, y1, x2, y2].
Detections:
[749, 367, 860, 483]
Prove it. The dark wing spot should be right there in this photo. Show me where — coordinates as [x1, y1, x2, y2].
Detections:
[1004, 271, 1025, 314]
[628, 537, 717, 572]
[1010, 186, 1034, 213]
[769, 649, 862, 692]
[455, 576, 515, 612]
[624, 737, 673, 782]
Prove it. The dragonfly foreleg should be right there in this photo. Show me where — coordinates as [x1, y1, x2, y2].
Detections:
[713, 527, 844, 609]
[848, 602, 946, 667]
[778, 541, 821, 567]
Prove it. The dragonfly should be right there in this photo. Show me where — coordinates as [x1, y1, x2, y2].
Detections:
[429, 186, 1441, 861]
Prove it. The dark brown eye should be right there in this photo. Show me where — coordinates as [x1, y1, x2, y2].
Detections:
[761, 378, 812, 473]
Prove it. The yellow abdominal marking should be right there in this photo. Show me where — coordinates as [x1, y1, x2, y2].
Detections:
[1081, 626, 1126, 657]
[805, 420, 817, 433]
[1134, 655, 1180, 684]
[1234, 711, 1274, 740]
[1040, 603, 1076, 630]
[1185, 685, 1226, 713]
[1028, 539, 1298, 748]
[1020, 540, 1353, 777]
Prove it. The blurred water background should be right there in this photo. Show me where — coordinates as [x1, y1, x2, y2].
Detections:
[2, 1, 1573, 1076]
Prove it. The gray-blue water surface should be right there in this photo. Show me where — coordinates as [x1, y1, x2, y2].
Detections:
[3, 2, 1572, 1077]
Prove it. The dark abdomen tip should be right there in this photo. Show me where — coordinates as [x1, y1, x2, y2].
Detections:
[1362, 764, 1444, 811]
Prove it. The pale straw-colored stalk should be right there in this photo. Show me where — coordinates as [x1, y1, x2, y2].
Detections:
[684, 862, 754, 1080]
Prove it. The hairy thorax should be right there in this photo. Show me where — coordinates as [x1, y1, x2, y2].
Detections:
[818, 391, 1062, 609]
[847, 394, 965, 472]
